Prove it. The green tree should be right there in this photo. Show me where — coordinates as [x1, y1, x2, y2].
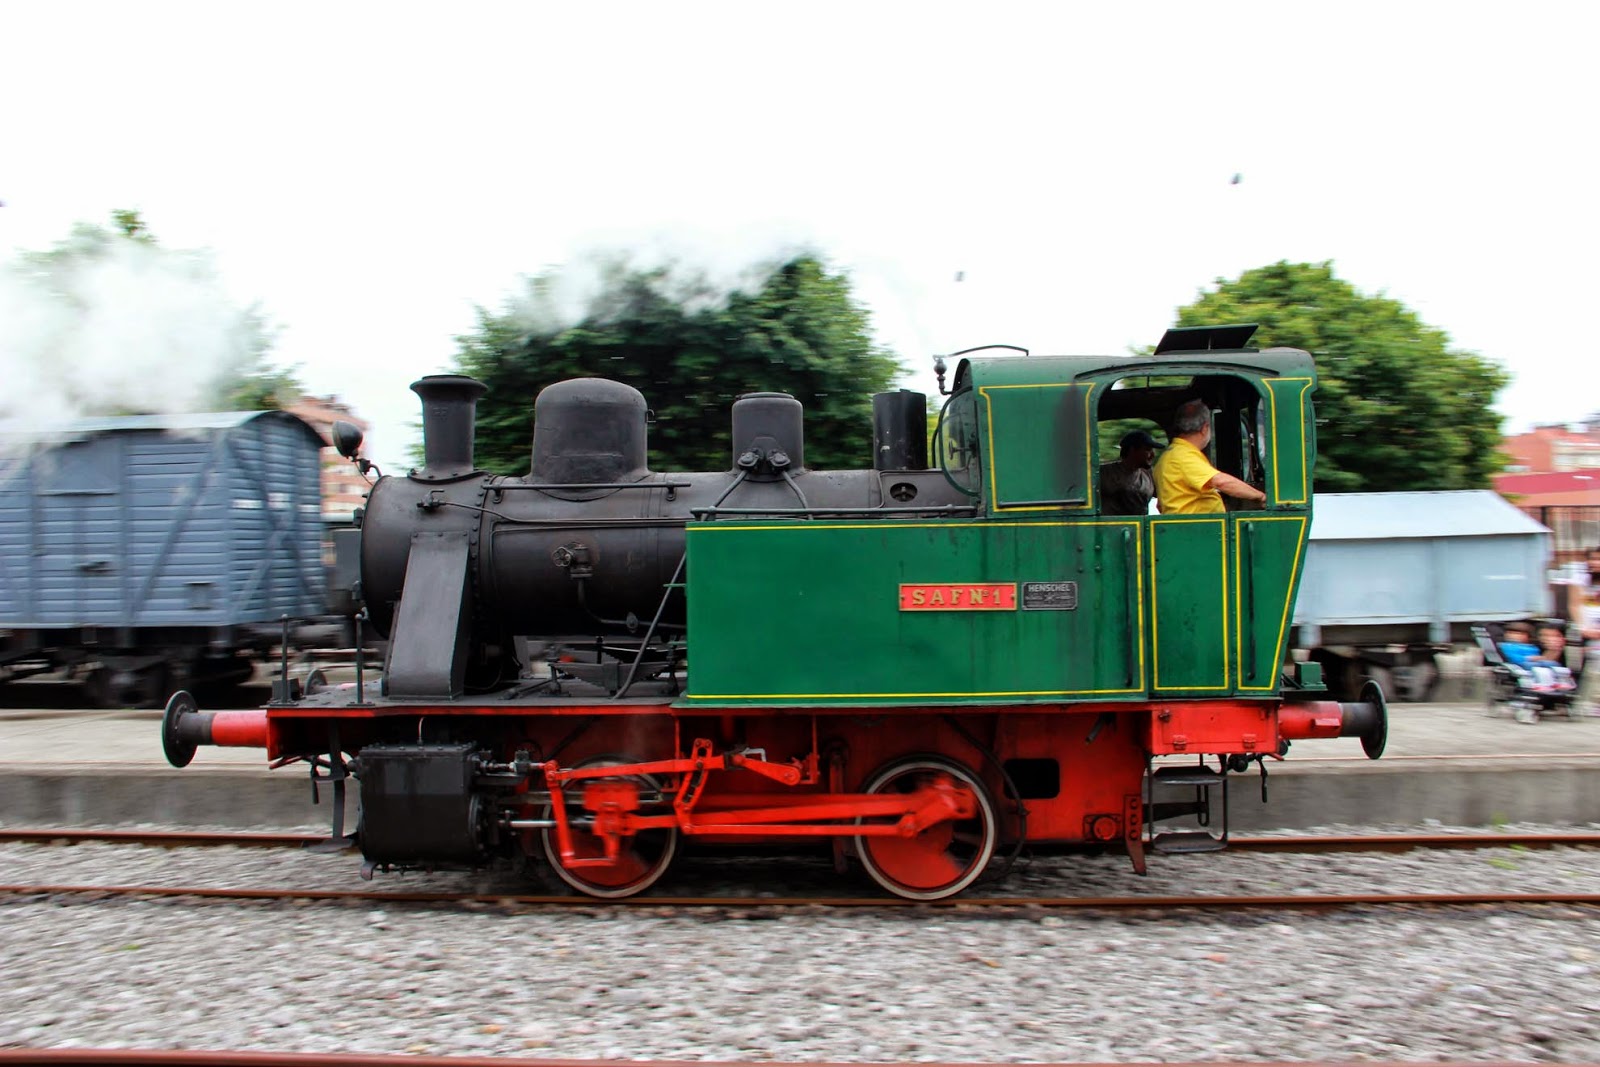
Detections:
[454, 254, 901, 473]
[111, 208, 154, 243]
[1172, 261, 1509, 492]
[6, 210, 297, 416]
[221, 365, 303, 410]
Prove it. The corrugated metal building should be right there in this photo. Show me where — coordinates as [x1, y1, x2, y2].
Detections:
[1295, 490, 1551, 646]
[1293, 491, 1552, 700]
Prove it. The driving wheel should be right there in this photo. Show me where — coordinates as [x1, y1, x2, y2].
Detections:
[539, 754, 678, 899]
[853, 755, 997, 901]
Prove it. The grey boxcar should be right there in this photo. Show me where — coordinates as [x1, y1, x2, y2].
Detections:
[0, 411, 327, 705]
[1292, 491, 1552, 701]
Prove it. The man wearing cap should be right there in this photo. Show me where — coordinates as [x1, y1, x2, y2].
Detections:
[1099, 430, 1160, 515]
[1153, 399, 1268, 514]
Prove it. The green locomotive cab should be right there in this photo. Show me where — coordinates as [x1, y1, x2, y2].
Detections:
[685, 324, 1318, 706]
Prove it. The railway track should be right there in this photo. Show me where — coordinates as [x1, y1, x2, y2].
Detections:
[3, 1054, 580, 1067]
[6, 828, 1597, 911]
[7, 1055, 1568, 1067]
[4, 827, 1598, 852]
[2, 880, 1599, 911]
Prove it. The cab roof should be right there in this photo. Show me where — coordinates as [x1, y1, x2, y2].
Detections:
[956, 345, 1316, 392]
[950, 324, 1316, 391]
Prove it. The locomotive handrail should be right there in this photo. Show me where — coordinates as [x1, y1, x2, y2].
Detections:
[495, 481, 696, 490]
[425, 498, 690, 526]
[614, 552, 687, 701]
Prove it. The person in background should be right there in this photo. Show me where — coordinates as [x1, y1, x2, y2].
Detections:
[1099, 430, 1160, 515]
[1153, 399, 1267, 514]
[1575, 549, 1600, 714]
[1499, 620, 1574, 691]
[1535, 622, 1578, 691]
[1497, 620, 1540, 668]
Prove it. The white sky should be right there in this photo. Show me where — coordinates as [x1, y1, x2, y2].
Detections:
[3, 1, 1596, 471]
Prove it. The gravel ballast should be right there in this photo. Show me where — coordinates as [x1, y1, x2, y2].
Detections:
[2, 825, 1598, 1062]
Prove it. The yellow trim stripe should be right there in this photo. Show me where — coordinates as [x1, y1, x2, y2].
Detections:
[686, 687, 1147, 700]
[688, 520, 1135, 533]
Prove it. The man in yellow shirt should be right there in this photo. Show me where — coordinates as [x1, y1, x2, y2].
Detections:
[1153, 399, 1268, 514]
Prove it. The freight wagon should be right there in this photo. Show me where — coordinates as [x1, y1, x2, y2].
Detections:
[0, 410, 327, 706]
[1293, 491, 1552, 701]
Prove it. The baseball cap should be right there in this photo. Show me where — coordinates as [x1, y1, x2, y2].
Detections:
[1120, 430, 1161, 450]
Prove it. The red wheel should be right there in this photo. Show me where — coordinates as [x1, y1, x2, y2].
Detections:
[539, 755, 678, 899]
[854, 756, 997, 900]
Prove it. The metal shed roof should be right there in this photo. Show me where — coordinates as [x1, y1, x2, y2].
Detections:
[1310, 491, 1550, 541]
[0, 410, 324, 447]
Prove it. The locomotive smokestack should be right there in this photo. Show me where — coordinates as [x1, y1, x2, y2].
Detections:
[410, 374, 488, 482]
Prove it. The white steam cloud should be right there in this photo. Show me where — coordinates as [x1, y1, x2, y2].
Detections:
[0, 232, 269, 433]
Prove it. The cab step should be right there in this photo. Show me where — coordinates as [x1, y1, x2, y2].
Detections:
[1149, 768, 1224, 787]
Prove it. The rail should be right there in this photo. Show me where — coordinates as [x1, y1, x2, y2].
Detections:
[3, 881, 1598, 912]
[5, 828, 1598, 852]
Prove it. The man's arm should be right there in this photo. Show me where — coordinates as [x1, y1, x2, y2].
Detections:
[1204, 471, 1267, 504]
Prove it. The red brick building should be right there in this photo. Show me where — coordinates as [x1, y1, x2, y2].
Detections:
[284, 395, 372, 523]
[1495, 425, 1600, 564]
[1493, 470, 1600, 508]
[1500, 424, 1600, 475]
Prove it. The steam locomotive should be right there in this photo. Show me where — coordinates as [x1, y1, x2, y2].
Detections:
[162, 324, 1387, 899]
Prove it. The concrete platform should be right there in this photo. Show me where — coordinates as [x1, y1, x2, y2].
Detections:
[1, 702, 1597, 832]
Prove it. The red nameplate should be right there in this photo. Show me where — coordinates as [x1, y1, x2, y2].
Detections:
[898, 583, 1018, 611]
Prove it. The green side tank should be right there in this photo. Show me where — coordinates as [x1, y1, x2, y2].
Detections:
[684, 327, 1316, 707]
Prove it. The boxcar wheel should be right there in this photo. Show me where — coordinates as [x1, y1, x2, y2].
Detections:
[538, 755, 678, 899]
[83, 668, 114, 710]
[854, 755, 997, 901]
[84, 664, 169, 709]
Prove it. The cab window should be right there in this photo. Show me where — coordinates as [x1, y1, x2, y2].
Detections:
[978, 382, 1092, 509]
[1094, 373, 1267, 514]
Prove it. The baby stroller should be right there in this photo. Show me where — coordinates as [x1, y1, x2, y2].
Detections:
[1473, 624, 1581, 724]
